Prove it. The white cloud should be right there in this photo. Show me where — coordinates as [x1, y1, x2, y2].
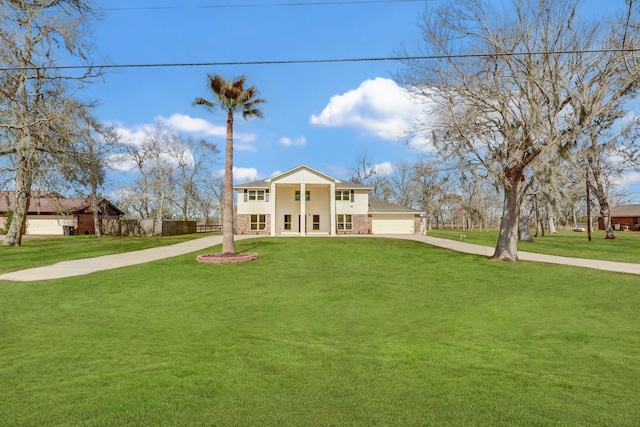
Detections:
[215, 167, 260, 183]
[157, 113, 258, 144]
[280, 136, 307, 146]
[112, 125, 147, 147]
[311, 77, 431, 149]
[618, 171, 640, 189]
[161, 113, 226, 137]
[371, 162, 394, 177]
[106, 153, 136, 172]
[107, 114, 260, 170]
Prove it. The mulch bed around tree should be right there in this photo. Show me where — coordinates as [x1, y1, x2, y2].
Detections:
[196, 252, 259, 264]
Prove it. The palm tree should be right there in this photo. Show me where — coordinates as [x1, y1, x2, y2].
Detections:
[194, 74, 265, 254]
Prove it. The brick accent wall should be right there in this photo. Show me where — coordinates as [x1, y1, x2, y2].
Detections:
[336, 214, 371, 235]
[237, 214, 271, 235]
[414, 216, 421, 234]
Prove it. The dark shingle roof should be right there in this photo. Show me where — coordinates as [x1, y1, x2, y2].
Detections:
[608, 204, 640, 217]
[234, 180, 270, 189]
[368, 198, 422, 214]
[336, 181, 371, 190]
[0, 192, 124, 215]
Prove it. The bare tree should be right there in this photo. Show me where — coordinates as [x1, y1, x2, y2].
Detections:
[400, 0, 603, 260]
[383, 161, 417, 208]
[0, 0, 100, 246]
[167, 138, 219, 220]
[197, 175, 225, 226]
[113, 123, 219, 221]
[118, 133, 154, 219]
[56, 117, 122, 237]
[564, 1, 640, 239]
[412, 158, 451, 230]
[349, 153, 389, 199]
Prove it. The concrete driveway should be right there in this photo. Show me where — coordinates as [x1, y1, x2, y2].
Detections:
[1, 234, 639, 282]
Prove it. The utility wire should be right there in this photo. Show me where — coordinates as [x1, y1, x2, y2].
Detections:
[1, 48, 638, 72]
[99, 0, 428, 11]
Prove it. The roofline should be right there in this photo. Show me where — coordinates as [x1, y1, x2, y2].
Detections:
[265, 164, 342, 184]
[370, 211, 424, 214]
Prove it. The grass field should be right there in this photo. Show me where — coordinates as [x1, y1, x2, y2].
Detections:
[1, 237, 639, 426]
[426, 228, 640, 264]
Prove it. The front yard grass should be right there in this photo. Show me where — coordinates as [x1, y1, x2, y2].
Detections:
[1, 237, 639, 426]
[427, 228, 640, 263]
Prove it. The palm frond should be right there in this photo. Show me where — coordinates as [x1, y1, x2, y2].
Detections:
[196, 73, 265, 119]
[192, 97, 215, 109]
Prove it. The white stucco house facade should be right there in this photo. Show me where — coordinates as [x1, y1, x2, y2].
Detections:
[234, 165, 423, 236]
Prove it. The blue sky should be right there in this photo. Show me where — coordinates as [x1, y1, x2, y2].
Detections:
[86, 0, 640, 202]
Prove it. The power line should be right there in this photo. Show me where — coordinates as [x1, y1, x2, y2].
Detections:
[1, 48, 638, 72]
[99, 0, 428, 12]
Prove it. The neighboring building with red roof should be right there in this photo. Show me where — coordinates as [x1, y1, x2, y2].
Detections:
[599, 204, 640, 232]
[0, 192, 124, 236]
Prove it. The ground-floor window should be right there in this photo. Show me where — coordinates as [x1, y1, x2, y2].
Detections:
[284, 214, 291, 230]
[337, 214, 352, 230]
[312, 214, 320, 231]
[251, 214, 266, 231]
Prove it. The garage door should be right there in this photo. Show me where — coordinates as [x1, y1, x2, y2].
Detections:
[26, 216, 72, 235]
[371, 214, 414, 234]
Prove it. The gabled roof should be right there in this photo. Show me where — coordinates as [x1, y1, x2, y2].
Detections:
[608, 204, 640, 217]
[0, 192, 124, 216]
[266, 164, 339, 184]
[234, 164, 373, 190]
[368, 198, 422, 214]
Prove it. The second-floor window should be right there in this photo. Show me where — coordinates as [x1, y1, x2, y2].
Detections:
[245, 189, 268, 201]
[295, 190, 310, 201]
[248, 190, 265, 201]
[335, 190, 354, 202]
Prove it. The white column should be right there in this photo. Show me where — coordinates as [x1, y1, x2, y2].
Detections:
[270, 182, 276, 236]
[330, 183, 336, 236]
[300, 183, 306, 236]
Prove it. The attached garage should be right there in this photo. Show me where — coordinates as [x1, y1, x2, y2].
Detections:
[371, 213, 415, 234]
[368, 199, 422, 235]
[25, 216, 73, 235]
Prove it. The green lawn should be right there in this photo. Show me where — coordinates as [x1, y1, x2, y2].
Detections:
[1, 237, 639, 426]
[0, 233, 219, 274]
[427, 228, 640, 264]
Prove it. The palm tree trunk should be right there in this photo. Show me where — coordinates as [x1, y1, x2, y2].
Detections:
[222, 112, 236, 254]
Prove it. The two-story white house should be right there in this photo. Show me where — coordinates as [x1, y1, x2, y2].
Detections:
[234, 165, 422, 236]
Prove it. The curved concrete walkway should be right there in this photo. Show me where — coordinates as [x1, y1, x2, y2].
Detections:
[1, 234, 639, 282]
[389, 234, 640, 276]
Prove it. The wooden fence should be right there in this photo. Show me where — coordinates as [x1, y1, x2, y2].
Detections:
[102, 220, 196, 237]
[196, 224, 222, 233]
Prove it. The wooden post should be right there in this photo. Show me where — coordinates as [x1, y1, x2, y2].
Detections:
[586, 170, 592, 242]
